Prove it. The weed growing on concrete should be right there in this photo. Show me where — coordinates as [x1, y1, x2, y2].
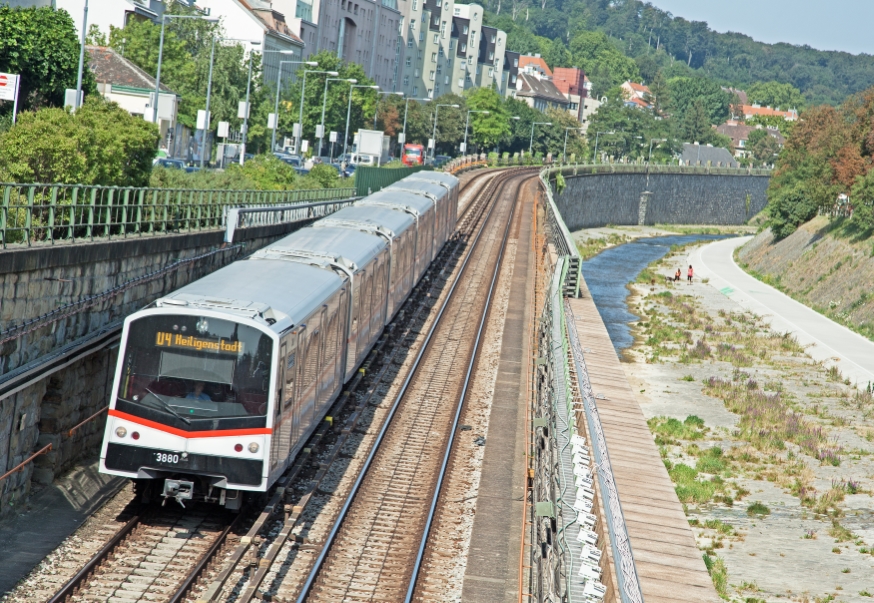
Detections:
[746, 501, 771, 516]
[648, 415, 708, 445]
[702, 553, 729, 598]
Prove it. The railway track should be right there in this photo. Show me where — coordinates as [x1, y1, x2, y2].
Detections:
[38, 167, 511, 603]
[293, 169, 531, 602]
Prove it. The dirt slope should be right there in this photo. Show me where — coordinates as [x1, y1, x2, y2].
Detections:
[736, 215, 874, 340]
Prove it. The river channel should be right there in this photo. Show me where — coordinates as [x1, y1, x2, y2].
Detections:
[581, 234, 732, 353]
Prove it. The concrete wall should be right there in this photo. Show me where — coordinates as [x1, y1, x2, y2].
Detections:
[555, 172, 770, 229]
[0, 222, 312, 517]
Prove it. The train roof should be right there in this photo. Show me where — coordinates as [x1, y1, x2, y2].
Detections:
[158, 259, 343, 329]
[261, 226, 387, 271]
[405, 171, 459, 189]
[356, 189, 435, 216]
[315, 205, 416, 238]
[386, 180, 448, 200]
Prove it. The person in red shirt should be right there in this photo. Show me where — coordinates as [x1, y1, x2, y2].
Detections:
[687, 265, 694, 284]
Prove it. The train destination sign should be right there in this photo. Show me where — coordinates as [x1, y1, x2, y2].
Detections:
[156, 332, 244, 354]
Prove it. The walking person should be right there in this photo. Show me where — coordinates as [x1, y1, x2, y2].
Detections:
[687, 265, 694, 284]
[674, 268, 681, 282]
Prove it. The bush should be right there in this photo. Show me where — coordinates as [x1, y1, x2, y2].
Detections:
[766, 179, 832, 239]
[308, 163, 340, 188]
[0, 98, 159, 186]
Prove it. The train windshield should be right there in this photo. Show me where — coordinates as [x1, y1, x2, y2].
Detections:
[115, 315, 273, 431]
[405, 147, 422, 157]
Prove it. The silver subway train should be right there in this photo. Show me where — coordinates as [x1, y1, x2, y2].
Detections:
[99, 171, 460, 508]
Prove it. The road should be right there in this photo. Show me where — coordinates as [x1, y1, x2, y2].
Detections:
[691, 236, 874, 389]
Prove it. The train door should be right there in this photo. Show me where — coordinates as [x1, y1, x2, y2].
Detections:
[282, 334, 298, 459]
[271, 342, 286, 473]
[316, 305, 329, 413]
[356, 269, 372, 366]
[336, 288, 349, 386]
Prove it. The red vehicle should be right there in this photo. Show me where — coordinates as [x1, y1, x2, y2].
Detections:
[402, 143, 425, 166]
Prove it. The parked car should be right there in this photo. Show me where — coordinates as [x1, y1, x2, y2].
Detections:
[153, 158, 185, 170]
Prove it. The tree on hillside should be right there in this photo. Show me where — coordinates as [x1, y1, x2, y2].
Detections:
[647, 70, 669, 115]
[568, 31, 639, 96]
[666, 76, 731, 125]
[544, 37, 571, 70]
[746, 81, 806, 111]
[0, 6, 96, 116]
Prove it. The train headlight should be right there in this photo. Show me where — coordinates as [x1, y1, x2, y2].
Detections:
[248, 442, 260, 453]
[115, 426, 127, 438]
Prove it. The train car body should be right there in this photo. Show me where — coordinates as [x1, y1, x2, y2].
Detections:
[99, 172, 459, 508]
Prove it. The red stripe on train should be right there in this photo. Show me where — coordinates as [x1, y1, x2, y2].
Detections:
[108, 409, 272, 438]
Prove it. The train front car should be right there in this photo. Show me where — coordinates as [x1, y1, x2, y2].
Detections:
[100, 306, 274, 509]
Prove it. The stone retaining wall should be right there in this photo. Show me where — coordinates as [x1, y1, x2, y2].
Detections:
[0, 222, 312, 517]
[555, 172, 770, 229]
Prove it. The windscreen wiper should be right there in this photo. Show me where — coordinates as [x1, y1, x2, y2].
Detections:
[144, 387, 192, 425]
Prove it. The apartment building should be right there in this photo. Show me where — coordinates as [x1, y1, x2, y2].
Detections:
[398, 1, 506, 98]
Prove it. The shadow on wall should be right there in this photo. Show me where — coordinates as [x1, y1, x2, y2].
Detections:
[555, 173, 770, 229]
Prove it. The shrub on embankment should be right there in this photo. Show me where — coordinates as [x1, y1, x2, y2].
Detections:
[764, 87, 874, 239]
[737, 216, 874, 341]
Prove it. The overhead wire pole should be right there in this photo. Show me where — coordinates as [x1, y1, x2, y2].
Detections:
[239, 44, 260, 165]
[430, 103, 459, 162]
[462, 109, 489, 155]
[200, 36, 216, 169]
[529, 121, 552, 158]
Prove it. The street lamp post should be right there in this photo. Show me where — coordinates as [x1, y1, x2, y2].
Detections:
[593, 130, 614, 164]
[648, 138, 668, 163]
[199, 36, 216, 169]
[152, 14, 218, 127]
[319, 77, 357, 158]
[431, 103, 460, 161]
[462, 109, 490, 155]
[74, 0, 88, 110]
[400, 97, 430, 157]
[343, 84, 380, 161]
[238, 43, 264, 165]
[563, 127, 583, 163]
[372, 91, 404, 129]
[271, 59, 318, 152]
[295, 69, 340, 156]
[529, 121, 552, 158]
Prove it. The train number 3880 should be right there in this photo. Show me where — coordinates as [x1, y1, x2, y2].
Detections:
[156, 453, 180, 464]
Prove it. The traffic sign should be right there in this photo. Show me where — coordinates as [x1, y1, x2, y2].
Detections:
[0, 73, 18, 102]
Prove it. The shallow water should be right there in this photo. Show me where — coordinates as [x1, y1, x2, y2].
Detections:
[581, 234, 731, 353]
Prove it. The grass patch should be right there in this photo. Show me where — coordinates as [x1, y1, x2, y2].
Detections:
[702, 553, 729, 599]
[648, 415, 708, 445]
[669, 463, 723, 504]
[746, 501, 771, 517]
[829, 520, 854, 542]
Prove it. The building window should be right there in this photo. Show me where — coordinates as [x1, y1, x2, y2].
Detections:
[460, 42, 466, 52]
[488, 51, 494, 60]
[412, 0, 417, 8]
[513, 58, 518, 67]
[450, 39, 455, 50]
[453, 6, 460, 14]
[413, 85, 418, 95]
[403, 75, 409, 86]
[407, 37, 413, 47]
[429, 70, 435, 81]
[431, 52, 437, 62]
[410, 20, 415, 30]
[511, 75, 516, 84]
[491, 34, 496, 43]
[458, 78, 464, 87]
[415, 68, 420, 77]
[406, 56, 411, 66]
[419, 31, 424, 41]
[488, 67, 493, 77]
[427, 88, 433, 98]
[436, 64, 441, 74]
[462, 24, 468, 34]
[434, 85, 440, 95]
[440, 20, 446, 33]
[433, 33, 438, 43]
[444, 75, 449, 85]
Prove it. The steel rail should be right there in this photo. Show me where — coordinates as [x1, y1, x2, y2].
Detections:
[191, 168, 509, 603]
[47, 513, 143, 603]
[294, 169, 528, 603]
[405, 168, 525, 601]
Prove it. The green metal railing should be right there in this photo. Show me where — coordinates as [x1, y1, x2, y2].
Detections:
[354, 165, 431, 196]
[0, 184, 354, 248]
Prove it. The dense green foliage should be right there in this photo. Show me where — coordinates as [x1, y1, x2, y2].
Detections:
[0, 6, 96, 119]
[149, 154, 343, 190]
[766, 88, 874, 238]
[0, 99, 159, 185]
[484, 0, 874, 106]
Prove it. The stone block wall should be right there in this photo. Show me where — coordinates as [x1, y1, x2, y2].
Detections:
[554, 172, 770, 229]
[0, 222, 313, 518]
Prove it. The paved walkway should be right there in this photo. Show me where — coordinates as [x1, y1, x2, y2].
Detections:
[567, 296, 720, 603]
[693, 237, 874, 388]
